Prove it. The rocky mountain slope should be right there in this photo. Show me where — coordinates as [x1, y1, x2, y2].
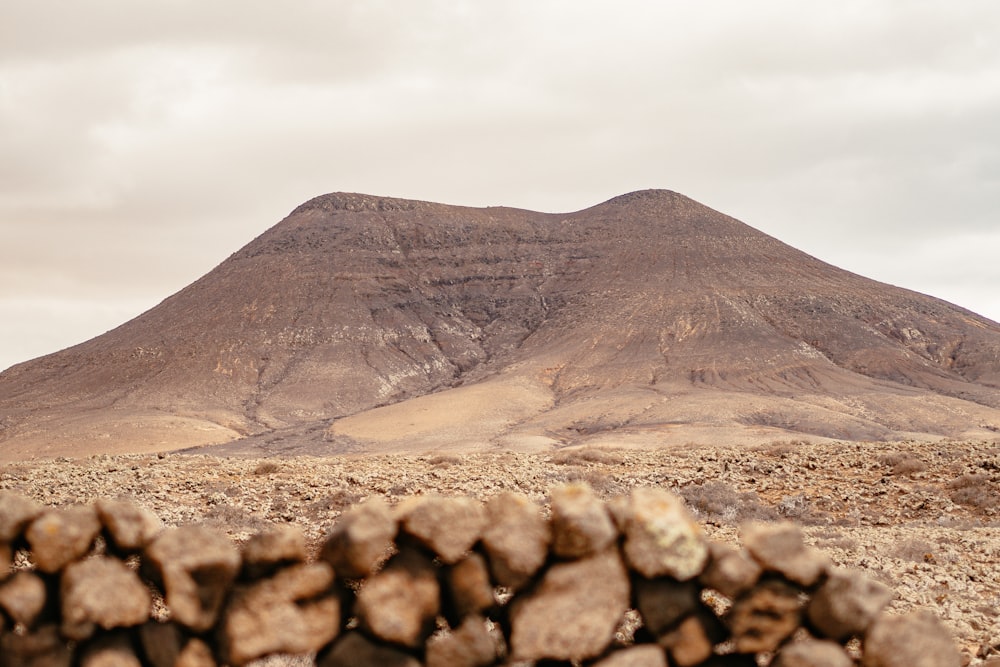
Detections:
[2, 190, 1000, 460]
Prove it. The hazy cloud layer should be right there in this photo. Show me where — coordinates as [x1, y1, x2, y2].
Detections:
[3, 1, 999, 371]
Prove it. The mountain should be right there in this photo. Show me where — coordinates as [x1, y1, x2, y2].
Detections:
[2, 190, 999, 461]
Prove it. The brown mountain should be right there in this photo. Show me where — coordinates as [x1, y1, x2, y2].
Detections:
[2, 190, 999, 461]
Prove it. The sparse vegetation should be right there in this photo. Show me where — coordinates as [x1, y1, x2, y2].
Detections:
[253, 461, 281, 476]
[679, 481, 780, 524]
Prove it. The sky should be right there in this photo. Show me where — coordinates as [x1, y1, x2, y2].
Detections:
[2, 1, 999, 373]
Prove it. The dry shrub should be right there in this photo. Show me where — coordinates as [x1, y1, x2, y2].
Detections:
[253, 461, 281, 476]
[891, 537, 937, 563]
[948, 473, 995, 509]
[561, 468, 616, 494]
[878, 451, 926, 475]
[679, 481, 779, 524]
[550, 447, 626, 466]
[427, 454, 462, 467]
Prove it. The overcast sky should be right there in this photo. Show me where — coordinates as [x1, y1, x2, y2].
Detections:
[2, 1, 999, 373]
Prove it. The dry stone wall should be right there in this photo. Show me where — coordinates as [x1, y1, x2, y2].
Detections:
[0, 484, 963, 667]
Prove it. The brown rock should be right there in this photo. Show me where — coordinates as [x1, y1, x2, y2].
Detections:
[319, 496, 397, 579]
[728, 580, 802, 653]
[480, 491, 549, 590]
[240, 524, 308, 579]
[96, 498, 163, 554]
[355, 548, 440, 648]
[772, 638, 853, 667]
[426, 615, 498, 667]
[220, 562, 338, 665]
[144, 525, 241, 632]
[445, 552, 494, 620]
[0, 491, 43, 542]
[699, 542, 762, 598]
[634, 577, 700, 636]
[622, 487, 708, 580]
[807, 569, 893, 641]
[25, 506, 102, 573]
[659, 615, 716, 667]
[549, 482, 618, 558]
[862, 609, 962, 667]
[61, 556, 153, 640]
[176, 639, 217, 667]
[0, 570, 48, 627]
[593, 645, 669, 667]
[510, 548, 630, 661]
[0, 540, 12, 579]
[742, 522, 829, 588]
[397, 495, 486, 564]
[318, 631, 422, 667]
[0, 623, 73, 667]
[138, 622, 186, 667]
[80, 632, 143, 667]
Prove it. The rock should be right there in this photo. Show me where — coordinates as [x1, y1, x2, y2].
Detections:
[0, 624, 73, 667]
[862, 609, 962, 667]
[0, 570, 48, 627]
[240, 524, 308, 579]
[25, 506, 102, 573]
[741, 522, 829, 588]
[807, 569, 893, 641]
[144, 525, 241, 632]
[176, 639, 217, 667]
[220, 562, 338, 665]
[634, 577, 701, 636]
[593, 645, 669, 667]
[699, 542, 762, 599]
[138, 622, 186, 667]
[319, 496, 397, 579]
[659, 615, 716, 667]
[480, 492, 550, 590]
[0, 491, 43, 542]
[318, 631, 422, 667]
[96, 498, 163, 554]
[80, 632, 143, 667]
[549, 483, 618, 558]
[396, 495, 486, 564]
[444, 552, 495, 621]
[0, 541, 12, 579]
[727, 580, 802, 653]
[621, 487, 708, 580]
[61, 556, 152, 640]
[426, 615, 498, 667]
[772, 638, 853, 667]
[355, 548, 440, 648]
[510, 548, 630, 661]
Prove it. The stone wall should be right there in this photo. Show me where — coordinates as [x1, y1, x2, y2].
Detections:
[0, 485, 962, 667]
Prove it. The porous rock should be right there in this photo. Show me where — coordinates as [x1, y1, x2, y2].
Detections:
[319, 496, 397, 579]
[549, 482, 618, 558]
[143, 525, 240, 632]
[445, 552, 494, 621]
[25, 506, 102, 573]
[659, 614, 716, 667]
[0, 491, 43, 542]
[61, 556, 152, 640]
[425, 615, 498, 667]
[0, 569, 48, 627]
[510, 548, 630, 661]
[0, 624, 73, 667]
[742, 522, 829, 588]
[355, 548, 440, 648]
[396, 495, 486, 564]
[728, 579, 802, 653]
[862, 609, 962, 667]
[318, 631, 421, 667]
[699, 542, 762, 598]
[622, 487, 708, 580]
[772, 638, 854, 667]
[220, 562, 338, 666]
[240, 524, 308, 579]
[79, 632, 142, 667]
[634, 577, 701, 636]
[480, 491, 549, 590]
[807, 568, 893, 641]
[96, 498, 162, 554]
[593, 644, 669, 667]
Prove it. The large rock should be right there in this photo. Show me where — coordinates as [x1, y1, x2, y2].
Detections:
[510, 548, 630, 661]
[0, 491, 43, 542]
[318, 632, 421, 667]
[240, 524, 308, 579]
[79, 632, 143, 667]
[0, 624, 73, 667]
[480, 492, 549, 590]
[25, 506, 102, 573]
[219, 562, 339, 665]
[425, 615, 498, 667]
[143, 525, 241, 632]
[355, 548, 440, 648]
[741, 522, 828, 588]
[699, 542, 762, 599]
[95, 498, 163, 554]
[444, 552, 494, 621]
[396, 495, 486, 564]
[621, 487, 708, 580]
[61, 556, 152, 640]
[319, 496, 397, 579]
[593, 645, 669, 667]
[634, 577, 701, 636]
[0, 570, 48, 628]
[862, 609, 962, 667]
[772, 638, 853, 667]
[727, 580, 802, 653]
[659, 614, 717, 667]
[549, 483, 618, 558]
[807, 569, 893, 641]
[139, 622, 218, 667]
